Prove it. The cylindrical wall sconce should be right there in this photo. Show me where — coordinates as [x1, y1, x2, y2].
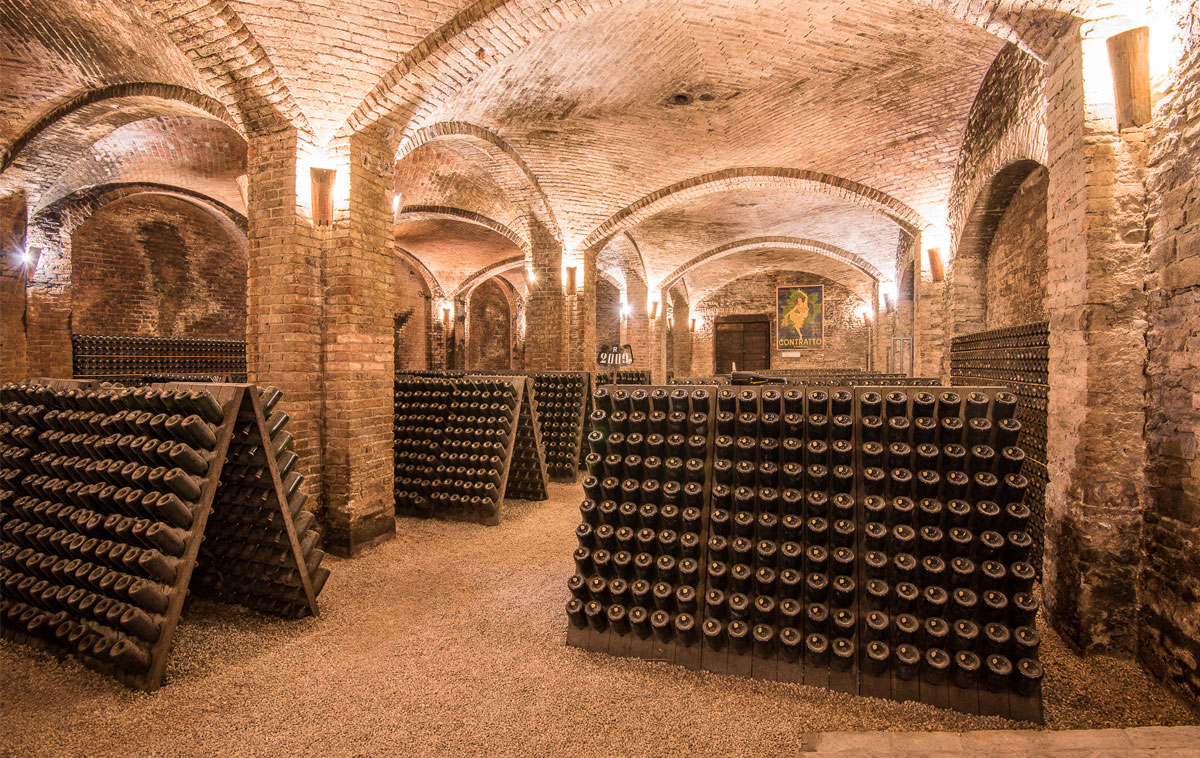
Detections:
[310, 167, 336, 226]
[1107, 27, 1151, 130]
[565, 265, 578, 295]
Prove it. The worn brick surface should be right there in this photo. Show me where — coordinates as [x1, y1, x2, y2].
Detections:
[690, 270, 871, 376]
[71, 194, 246, 338]
[1141, 4, 1200, 705]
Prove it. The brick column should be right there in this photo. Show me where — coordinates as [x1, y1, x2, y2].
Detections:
[1042, 27, 1149, 654]
[1, 191, 29, 381]
[320, 129, 397, 554]
[525, 231, 564, 370]
[623, 275, 650, 374]
[566, 249, 596, 371]
[672, 295, 692, 377]
[245, 127, 326, 537]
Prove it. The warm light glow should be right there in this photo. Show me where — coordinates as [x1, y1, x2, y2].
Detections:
[620, 297, 632, 318]
[880, 281, 898, 303]
[19, 249, 31, 265]
[442, 302, 454, 320]
[649, 298, 660, 320]
[1085, 5, 1180, 90]
[689, 315, 699, 332]
[855, 304, 873, 324]
[392, 193, 401, 214]
[667, 316, 674, 330]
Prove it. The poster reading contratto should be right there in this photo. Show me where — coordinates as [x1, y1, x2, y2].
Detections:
[776, 284, 824, 350]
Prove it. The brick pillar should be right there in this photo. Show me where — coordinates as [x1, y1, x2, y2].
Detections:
[672, 294, 692, 377]
[1, 191, 29, 381]
[1042, 27, 1150, 654]
[623, 276, 650, 374]
[525, 230, 564, 370]
[23, 211, 73, 379]
[321, 129, 397, 554]
[648, 287, 668, 383]
[245, 128, 326, 534]
[566, 249, 596, 371]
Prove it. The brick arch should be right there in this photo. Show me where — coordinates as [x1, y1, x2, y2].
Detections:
[341, 0, 1088, 141]
[30, 182, 246, 282]
[395, 246, 446, 301]
[660, 236, 883, 296]
[451, 255, 525, 300]
[21, 182, 248, 377]
[581, 168, 926, 253]
[949, 159, 1047, 340]
[1, 83, 235, 173]
[396, 205, 530, 256]
[395, 122, 561, 246]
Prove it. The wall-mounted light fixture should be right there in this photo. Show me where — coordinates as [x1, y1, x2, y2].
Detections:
[649, 298, 660, 320]
[565, 265, 578, 295]
[926, 248, 945, 282]
[310, 167, 336, 226]
[689, 316, 697, 333]
[392, 192, 402, 215]
[1107, 26, 1151, 129]
[442, 302, 453, 325]
[667, 315, 674, 330]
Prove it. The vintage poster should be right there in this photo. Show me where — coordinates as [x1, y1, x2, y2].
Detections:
[776, 285, 824, 350]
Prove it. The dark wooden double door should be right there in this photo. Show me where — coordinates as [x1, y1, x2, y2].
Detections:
[714, 316, 770, 373]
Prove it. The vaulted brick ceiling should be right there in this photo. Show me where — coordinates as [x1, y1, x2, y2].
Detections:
[395, 217, 523, 296]
[223, 0, 474, 143]
[3, 0, 1098, 297]
[683, 247, 876, 306]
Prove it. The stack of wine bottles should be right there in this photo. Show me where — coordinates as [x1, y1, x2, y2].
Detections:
[0, 379, 326, 690]
[191, 386, 329, 617]
[565, 383, 1043, 721]
[392, 374, 548, 525]
[71, 335, 247, 383]
[950, 323, 1048, 573]
[596, 370, 651, 385]
[530, 372, 589, 482]
[567, 387, 713, 667]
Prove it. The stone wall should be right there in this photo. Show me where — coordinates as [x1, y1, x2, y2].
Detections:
[691, 270, 870, 375]
[467, 277, 512, 371]
[70, 194, 246, 338]
[985, 166, 1049, 329]
[1141, 12, 1200, 703]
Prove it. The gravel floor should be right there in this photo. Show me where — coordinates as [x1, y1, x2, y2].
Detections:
[2, 482, 1196, 758]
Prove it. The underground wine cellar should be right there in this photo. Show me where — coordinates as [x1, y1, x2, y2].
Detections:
[0, 0, 1197, 755]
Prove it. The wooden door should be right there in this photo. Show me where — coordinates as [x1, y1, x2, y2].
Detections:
[714, 317, 770, 373]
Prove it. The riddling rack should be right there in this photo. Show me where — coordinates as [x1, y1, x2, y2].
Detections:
[0, 379, 328, 691]
[392, 374, 548, 526]
[950, 322, 1048, 574]
[395, 370, 589, 484]
[566, 383, 1043, 722]
[71, 334, 247, 383]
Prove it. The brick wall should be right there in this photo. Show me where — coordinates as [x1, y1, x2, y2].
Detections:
[985, 166, 1049, 329]
[71, 194, 246, 338]
[595, 277, 621, 349]
[1141, 12, 1200, 703]
[394, 256, 430, 371]
[466, 277, 512, 370]
[691, 271, 870, 374]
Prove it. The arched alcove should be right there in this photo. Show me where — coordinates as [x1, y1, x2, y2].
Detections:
[466, 278, 513, 371]
[70, 193, 246, 338]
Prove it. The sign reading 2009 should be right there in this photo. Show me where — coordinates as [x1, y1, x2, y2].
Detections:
[776, 285, 824, 350]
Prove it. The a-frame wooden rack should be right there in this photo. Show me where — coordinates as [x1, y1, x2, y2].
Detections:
[393, 373, 548, 525]
[0, 379, 322, 692]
